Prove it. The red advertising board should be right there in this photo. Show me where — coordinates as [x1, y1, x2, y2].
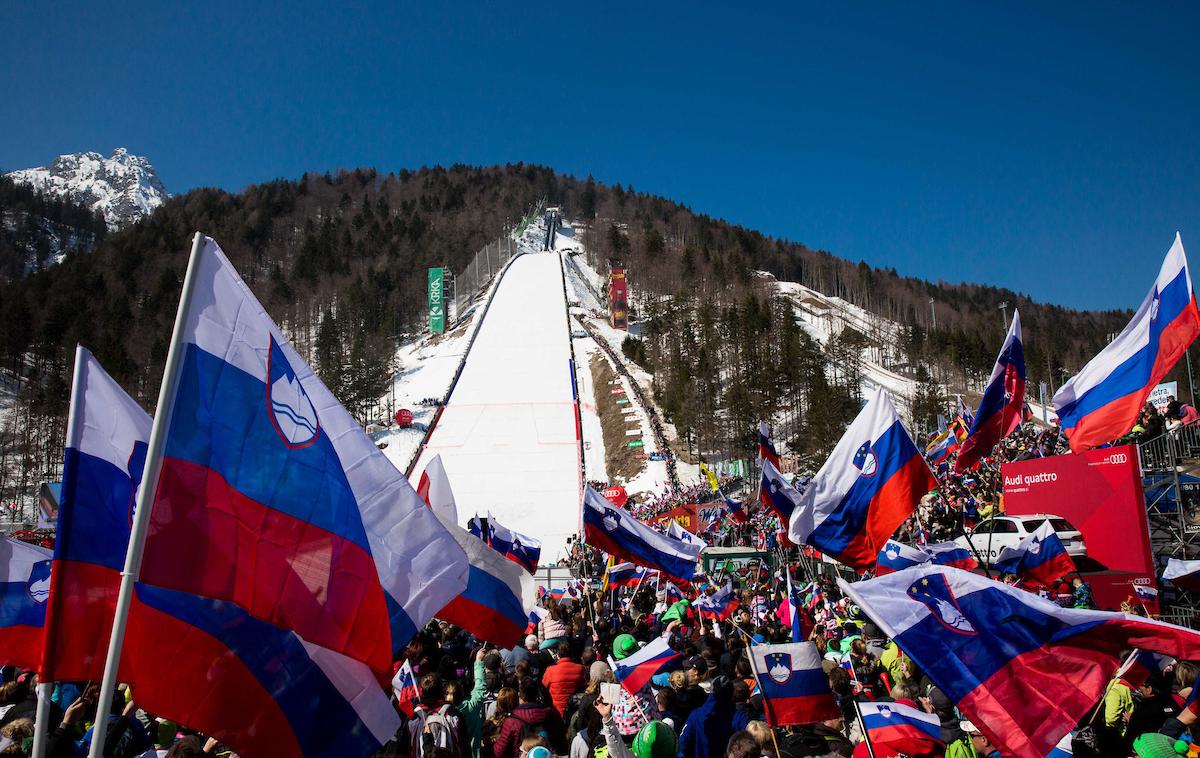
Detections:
[650, 503, 699, 533]
[1002, 444, 1155, 611]
[603, 486, 628, 507]
[609, 268, 629, 330]
[394, 408, 414, 427]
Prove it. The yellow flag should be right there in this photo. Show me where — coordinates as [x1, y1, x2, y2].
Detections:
[699, 462, 719, 492]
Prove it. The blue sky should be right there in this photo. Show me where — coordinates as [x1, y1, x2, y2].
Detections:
[3, 1, 1197, 310]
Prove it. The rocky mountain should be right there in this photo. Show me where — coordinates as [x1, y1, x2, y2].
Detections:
[4, 148, 168, 230]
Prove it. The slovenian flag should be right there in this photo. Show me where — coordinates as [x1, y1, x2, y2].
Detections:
[750, 641, 840, 726]
[840, 565, 1200, 758]
[1116, 649, 1173, 689]
[925, 430, 955, 467]
[0, 536, 52, 671]
[923, 541, 979, 571]
[759, 459, 803, 523]
[607, 562, 657, 588]
[434, 516, 537, 648]
[876, 540, 931, 575]
[583, 487, 699, 582]
[722, 495, 749, 524]
[955, 311, 1026, 473]
[858, 701, 944, 756]
[759, 421, 782, 469]
[468, 514, 542, 574]
[391, 660, 420, 717]
[695, 582, 740, 620]
[1054, 234, 1200, 452]
[1163, 558, 1200, 592]
[1134, 584, 1159, 602]
[994, 521, 1075, 585]
[43, 346, 150, 682]
[609, 636, 680, 694]
[789, 388, 935, 570]
[777, 572, 812, 642]
[134, 236, 469, 677]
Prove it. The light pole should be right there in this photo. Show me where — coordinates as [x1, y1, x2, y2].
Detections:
[999, 301, 1009, 330]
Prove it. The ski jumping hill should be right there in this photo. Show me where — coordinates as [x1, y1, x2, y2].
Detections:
[410, 247, 581, 562]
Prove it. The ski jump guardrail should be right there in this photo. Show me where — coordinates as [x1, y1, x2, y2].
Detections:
[555, 252, 587, 493]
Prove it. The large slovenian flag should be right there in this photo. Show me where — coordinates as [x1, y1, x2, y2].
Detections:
[750, 641, 840, 726]
[759, 459, 803, 524]
[955, 311, 1026, 473]
[42, 346, 150, 682]
[606, 562, 657, 589]
[694, 582, 740, 620]
[137, 236, 469, 676]
[875, 540, 931, 576]
[468, 514, 542, 574]
[124, 582, 399, 758]
[1163, 558, 1200, 592]
[1054, 234, 1200, 452]
[789, 388, 935, 570]
[0, 537, 52, 670]
[435, 516, 537, 648]
[994, 521, 1075, 585]
[609, 636, 680, 694]
[840, 565, 1200, 758]
[923, 541, 979, 571]
[858, 701, 944, 756]
[582, 487, 699, 582]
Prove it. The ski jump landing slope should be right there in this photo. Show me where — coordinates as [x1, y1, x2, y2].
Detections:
[412, 252, 581, 562]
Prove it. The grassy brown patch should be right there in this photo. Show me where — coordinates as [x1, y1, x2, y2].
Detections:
[590, 352, 643, 482]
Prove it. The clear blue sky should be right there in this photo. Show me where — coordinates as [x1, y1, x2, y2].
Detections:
[3, 1, 1197, 310]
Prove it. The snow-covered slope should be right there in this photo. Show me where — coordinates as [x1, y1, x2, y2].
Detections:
[5, 148, 168, 230]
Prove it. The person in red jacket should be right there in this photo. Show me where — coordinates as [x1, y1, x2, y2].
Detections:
[541, 641, 589, 716]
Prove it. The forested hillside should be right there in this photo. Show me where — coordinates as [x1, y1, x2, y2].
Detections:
[0, 163, 1138, 499]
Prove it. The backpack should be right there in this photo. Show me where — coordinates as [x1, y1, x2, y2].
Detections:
[410, 704, 463, 758]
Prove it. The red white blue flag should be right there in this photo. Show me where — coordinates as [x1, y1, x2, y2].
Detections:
[750, 641, 840, 726]
[923, 541, 979, 571]
[694, 582, 740, 620]
[137, 237, 469, 676]
[0, 536, 52, 671]
[876, 540, 931, 575]
[125, 582, 399, 758]
[841, 565, 1200, 758]
[955, 310, 1025, 473]
[468, 514, 542, 574]
[789, 388, 935, 570]
[609, 636, 680, 694]
[391, 659, 420, 717]
[43, 346, 150, 681]
[759, 459, 803, 524]
[994, 521, 1075, 584]
[606, 562, 657, 588]
[858, 701, 944, 756]
[583, 487, 699, 582]
[1054, 234, 1200, 452]
[435, 516, 536, 648]
[1163, 558, 1200, 591]
[758, 420, 781, 469]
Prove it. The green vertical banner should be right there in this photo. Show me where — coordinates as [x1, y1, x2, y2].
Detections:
[428, 267, 446, 334]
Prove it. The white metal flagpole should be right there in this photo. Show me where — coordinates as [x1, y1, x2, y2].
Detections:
[86, 232, 208, 758]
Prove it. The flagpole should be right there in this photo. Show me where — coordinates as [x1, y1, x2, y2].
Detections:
[922, 456, 992, 579]
[32, 346, 89, 758]
[853, 700, 878, 758]
[87, 232, 207, 758]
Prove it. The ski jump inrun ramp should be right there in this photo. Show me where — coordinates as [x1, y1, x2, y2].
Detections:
[411, 252, 582, 562]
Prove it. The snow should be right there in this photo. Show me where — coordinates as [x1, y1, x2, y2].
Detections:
[409, 244, 581, 563]
[5, 148, 168, 230]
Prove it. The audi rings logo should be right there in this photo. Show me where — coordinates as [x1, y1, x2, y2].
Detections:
[1105, 453, 1129, 465]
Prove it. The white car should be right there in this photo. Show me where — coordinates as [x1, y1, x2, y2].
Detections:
[953, 514, 1087, 566]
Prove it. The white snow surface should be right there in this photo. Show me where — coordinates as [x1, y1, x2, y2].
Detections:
[5, 148, 168, 230]
[410, 249, 581, 563]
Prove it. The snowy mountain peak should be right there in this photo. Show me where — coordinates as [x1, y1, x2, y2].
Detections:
[4, 148, 169, 230]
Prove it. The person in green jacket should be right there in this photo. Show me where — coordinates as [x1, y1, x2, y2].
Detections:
[449, 648, 492, 758]
[946, 720, 1000, 758]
